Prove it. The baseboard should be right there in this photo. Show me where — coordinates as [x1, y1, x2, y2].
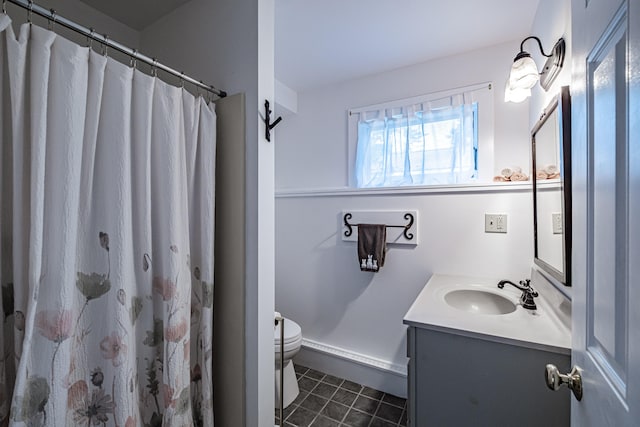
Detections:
[293, 338, 408, 398]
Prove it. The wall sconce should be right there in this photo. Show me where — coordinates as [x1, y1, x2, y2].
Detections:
[504, 36, 566, 103]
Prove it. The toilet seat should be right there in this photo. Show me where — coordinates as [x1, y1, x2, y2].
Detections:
[274, 318, 302, 359]
[274, 318, 302, 346]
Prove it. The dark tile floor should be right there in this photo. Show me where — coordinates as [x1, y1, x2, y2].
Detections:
[275, 364, 407, 427]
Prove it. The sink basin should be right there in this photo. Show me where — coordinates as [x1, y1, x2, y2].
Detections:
[444, 289, 517, 315]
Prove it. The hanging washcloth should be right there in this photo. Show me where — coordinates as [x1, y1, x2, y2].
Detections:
[357, 224, 387, 272]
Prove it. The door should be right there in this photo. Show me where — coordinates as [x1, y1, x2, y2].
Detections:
[571, 0, 639, 425]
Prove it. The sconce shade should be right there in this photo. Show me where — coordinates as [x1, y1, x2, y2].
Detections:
[509, 54, 539, 90]
[504, 80, 531, 103]
[504, 36, 566, 103]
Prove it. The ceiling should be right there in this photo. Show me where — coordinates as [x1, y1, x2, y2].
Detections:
[80, 0, 191, 30]
[276, 0, 540, 92]
[79, 0, 540, 92]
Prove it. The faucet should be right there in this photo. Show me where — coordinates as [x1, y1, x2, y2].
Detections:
[497, 279, 539, 310]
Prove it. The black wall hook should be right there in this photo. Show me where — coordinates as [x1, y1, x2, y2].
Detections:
[264, 100, 282, 142]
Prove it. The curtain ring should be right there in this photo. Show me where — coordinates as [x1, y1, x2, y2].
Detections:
[152, 58, 158, 77]
[180, 72, 185, 88]
[2, 0, 7, 15]
[202, 82, 211, 103]
[130, 49, 138, 69]
[27, 0, 33, 24]
[87, 28, 94, 49]
[48, 9, 56, 31]
[209, 86, 216, 103]
[102, 35, 109, 57]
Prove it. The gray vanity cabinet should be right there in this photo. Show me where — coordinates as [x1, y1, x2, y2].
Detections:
[406, 326, 571, 427]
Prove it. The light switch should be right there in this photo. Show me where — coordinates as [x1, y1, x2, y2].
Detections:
[485, 214, 507, 233]
[552, 212, 563, 234]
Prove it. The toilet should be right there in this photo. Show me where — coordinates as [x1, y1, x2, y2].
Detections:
[274, 316, 302, 408]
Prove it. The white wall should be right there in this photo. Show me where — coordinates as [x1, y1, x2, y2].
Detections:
[275, 41, 531, 190]
[276, 187, 534, 396]
[528, 0, 572, 125]
[139, 0, 257, 100]
[274, 41, 539, 395]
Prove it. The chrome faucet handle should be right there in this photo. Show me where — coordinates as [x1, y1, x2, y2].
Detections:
[519, 279, 538, 297]
[520, 291, 538, 310]
[497, 279, 538, 310]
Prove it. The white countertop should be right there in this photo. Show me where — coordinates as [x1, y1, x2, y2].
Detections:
[403, 274, 571, 355]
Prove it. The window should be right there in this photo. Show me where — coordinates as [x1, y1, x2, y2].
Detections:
[349, 83, 491, 188]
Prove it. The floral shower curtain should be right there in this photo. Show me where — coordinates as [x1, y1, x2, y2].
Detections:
[0, 15, 216, 427]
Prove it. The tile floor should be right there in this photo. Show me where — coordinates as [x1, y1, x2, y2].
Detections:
[275, 364, 407, 427]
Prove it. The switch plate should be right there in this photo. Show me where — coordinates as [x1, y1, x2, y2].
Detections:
[485, 214, 508, 233]
[552, 212, 563, 234]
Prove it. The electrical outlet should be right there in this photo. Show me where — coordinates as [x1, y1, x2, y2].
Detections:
[552, 212, 563, 234]
[485, 214, 508, 233]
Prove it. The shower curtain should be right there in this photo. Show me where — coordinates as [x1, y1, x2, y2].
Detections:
[0, 15, 216, 427]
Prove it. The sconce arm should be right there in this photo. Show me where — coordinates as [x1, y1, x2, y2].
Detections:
[519, 36, 553, 57]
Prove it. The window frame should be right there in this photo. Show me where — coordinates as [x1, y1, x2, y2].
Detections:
[347, 82, 494, 189]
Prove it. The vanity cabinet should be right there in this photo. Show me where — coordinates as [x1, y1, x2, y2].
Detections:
[403, 274, 572, 427]
[406, 326, 570, 427]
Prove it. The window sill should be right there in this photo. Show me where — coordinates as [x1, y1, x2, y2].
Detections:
[275, 181, 536, 198]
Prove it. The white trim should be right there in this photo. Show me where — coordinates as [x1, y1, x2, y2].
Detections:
[348, 81, 492, 115]
[301, 338, 407, 377]
[275, 181, 534, 198]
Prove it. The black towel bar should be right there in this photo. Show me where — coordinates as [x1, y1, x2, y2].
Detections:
[343, 212, 414, 240]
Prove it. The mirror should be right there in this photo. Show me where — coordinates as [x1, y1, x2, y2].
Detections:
[532, 86, 571, 286]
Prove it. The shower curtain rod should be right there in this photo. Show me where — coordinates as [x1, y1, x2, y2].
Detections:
[5, 0, 227, 98]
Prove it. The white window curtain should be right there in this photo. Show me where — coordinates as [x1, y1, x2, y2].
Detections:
[354, 92, 478, 188]
[0, 16, 215, 426]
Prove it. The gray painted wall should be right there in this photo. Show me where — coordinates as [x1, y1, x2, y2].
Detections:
[214, 93, 247, 427]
